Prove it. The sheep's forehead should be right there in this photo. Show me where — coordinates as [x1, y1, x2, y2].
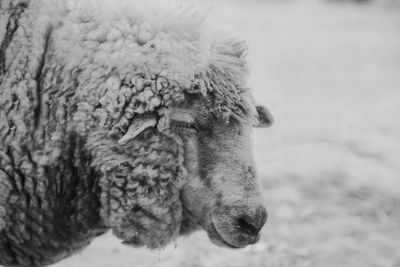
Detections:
[97, 70, 257, 130]
[181, 92, 257, 126]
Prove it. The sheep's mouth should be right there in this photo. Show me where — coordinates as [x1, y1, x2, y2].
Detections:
[207, 215, 241, 249]
[209, 221, 241, 249]
[180, 202, 239, 248]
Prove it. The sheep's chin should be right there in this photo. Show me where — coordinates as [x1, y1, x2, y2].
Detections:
[208, 222, 241, 249]
[203, 215, 241, 249]
[180, 208, 244, 248]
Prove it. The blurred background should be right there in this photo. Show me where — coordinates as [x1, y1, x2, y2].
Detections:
[52, 0, 400, 266]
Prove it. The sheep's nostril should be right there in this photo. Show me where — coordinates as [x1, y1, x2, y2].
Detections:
[237, 216, 259, 236]
[237, 207, 267, 236]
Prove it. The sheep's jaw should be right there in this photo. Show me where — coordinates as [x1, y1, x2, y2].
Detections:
[208, 219, 243, 249]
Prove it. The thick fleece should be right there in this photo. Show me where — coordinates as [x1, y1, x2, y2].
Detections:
[0, 0, 257, 266]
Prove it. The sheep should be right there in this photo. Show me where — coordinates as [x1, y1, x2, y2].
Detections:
[0, 0, 273, 266]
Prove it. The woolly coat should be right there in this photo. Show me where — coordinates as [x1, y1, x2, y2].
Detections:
[0, 0, 256, 266]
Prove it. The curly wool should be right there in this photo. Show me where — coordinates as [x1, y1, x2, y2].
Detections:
[87, 128, 187, 248]
[0, 0, 257, 265]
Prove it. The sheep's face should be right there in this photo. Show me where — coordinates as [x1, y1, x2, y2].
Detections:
[101, 92, 272, 249]
[173, 94, 273, 248]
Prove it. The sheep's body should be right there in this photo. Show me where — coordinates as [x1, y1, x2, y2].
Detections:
[0, 0, 257, 266]
[0, 2, 107, 265]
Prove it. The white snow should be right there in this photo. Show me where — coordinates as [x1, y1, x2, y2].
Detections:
[52, 0, 400, 266]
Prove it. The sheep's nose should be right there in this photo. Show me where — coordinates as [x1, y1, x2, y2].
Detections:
[210, 204, 267, 248]
[236, 205, 267, 236]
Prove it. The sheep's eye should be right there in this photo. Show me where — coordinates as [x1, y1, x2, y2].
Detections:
[170, 121, 199, 133]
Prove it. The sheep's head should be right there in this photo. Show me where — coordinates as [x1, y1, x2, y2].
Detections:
[80, 28, 272, 248]
[87, 87, 272, 249]
[104, 89, 272, 247]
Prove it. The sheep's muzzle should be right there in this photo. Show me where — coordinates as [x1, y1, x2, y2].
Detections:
[207, 204, 267, 248]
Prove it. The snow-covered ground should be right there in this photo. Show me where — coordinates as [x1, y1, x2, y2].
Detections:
[53, 0, 400, 266]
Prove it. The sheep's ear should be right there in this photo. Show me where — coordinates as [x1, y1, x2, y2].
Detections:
[255, 105, 273, 128]
[231, 39, 248, 59]
[118, 114, 157, 145]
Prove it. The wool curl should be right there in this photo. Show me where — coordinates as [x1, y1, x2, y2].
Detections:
[0, 0, 259, 264]
[87, 128, 187, 248]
